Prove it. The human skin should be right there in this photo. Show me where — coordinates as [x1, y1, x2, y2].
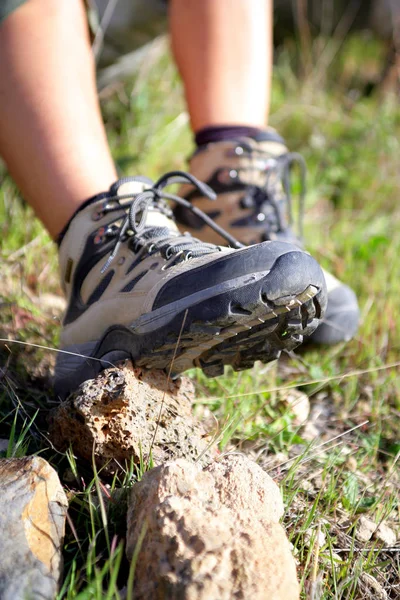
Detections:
[0, 0, 273, 237]
[0, 0, 117, 238]
[170, 0, 272, 132]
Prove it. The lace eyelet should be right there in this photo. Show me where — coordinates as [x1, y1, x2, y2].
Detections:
[240, 196, 254, 209]
[92, 210, 104, 221]
[94, 226, 106, 245]
[218, 168, 238, 185]
[117, 256, 126, 266]
[265, 158, 277, 169]
[107, 224, 119, 235]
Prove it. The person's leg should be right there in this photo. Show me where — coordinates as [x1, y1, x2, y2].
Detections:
[0, 0, 117, 239]
[170, 0, 272, 132]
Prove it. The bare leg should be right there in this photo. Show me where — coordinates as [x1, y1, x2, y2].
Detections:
[0, 0, 117, 238]
[170, 0, 273, 132]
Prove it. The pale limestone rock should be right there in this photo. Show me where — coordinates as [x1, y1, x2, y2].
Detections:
[355, 515, 376, 542]
[279, 389, 310, 426]
[301, 421, 320, 441]
[126, 455, 299, 600]
[304, 526, 326, 547]
[49, 362, 215, 475]
[374, 522, 397, 547]
[0, 456, 68, 600]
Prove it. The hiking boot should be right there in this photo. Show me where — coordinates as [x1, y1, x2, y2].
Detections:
[54, 171, 327, 399]
[174, 132, 359, 344]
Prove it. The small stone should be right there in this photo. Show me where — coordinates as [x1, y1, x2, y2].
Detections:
[359, 573, 388, 599]
[304, 526, 326, 547]
[301, 421, 320, 441]
[278, 389, 310, 425]
[127, 456, 299, 599]
[355, 516, 376, 542]
[0, 456, 68, 600]
[346, 455, 358, 472]
[301, 395, 333, 440]
[374, 522, 397, 547]
[300, 480, 316, 495]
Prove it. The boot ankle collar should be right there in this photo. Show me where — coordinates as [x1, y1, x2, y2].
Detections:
[56, 191, 111, 247]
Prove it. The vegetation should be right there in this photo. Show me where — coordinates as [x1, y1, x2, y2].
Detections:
[0, 31, 399, 599]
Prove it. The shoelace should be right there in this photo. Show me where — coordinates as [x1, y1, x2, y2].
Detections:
[232, 142, 306, 240]
[101, 171, 244, 273]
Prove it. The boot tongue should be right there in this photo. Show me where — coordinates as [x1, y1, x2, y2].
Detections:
[114, 178, 179, 233]
[115, 179, 150, 196]
[256, 139, 288, 157]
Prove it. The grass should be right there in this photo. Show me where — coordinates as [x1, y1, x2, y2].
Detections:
[1, 31, 399, 599]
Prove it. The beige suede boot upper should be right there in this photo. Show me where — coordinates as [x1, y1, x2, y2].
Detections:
[176, 136, 294, 246]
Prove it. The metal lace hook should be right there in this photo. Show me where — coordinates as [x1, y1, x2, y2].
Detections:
[153, 170, 217, 201]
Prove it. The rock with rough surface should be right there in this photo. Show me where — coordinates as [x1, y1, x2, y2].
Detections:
[49, 362, 215, 475]
[126, 455, 299, 600]
[374, 521, 397, 547]
[355, 515, 376, 542]
[0, 456, 68, 600]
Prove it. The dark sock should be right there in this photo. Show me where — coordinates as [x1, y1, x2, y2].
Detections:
[56, 190, 110, 247]
[194, 125, 284, 148]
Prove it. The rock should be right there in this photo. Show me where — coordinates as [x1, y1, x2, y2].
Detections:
[206, 454, 284, 523]
[301, 393, 333, 441]
[346, 455, 358, 472]
[126, 455, 299, 600]
[355, 516, 376, 542]
[279, 389, 310, 426]
[49, 362, 215, 475]
[300, 480, 316, 495]
[0, 456, 68, 600]
[359, 573, 388, 599]
[304, 526, 326, 548]
[374, 522, 397, 547]
[301, 421, 320, 441]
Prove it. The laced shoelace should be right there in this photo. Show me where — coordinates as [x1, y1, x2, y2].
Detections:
[100, 171, 244, 273]
[232, 142, 307, 240]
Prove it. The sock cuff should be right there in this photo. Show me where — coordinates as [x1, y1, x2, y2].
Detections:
[194, 125, 285, 147]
